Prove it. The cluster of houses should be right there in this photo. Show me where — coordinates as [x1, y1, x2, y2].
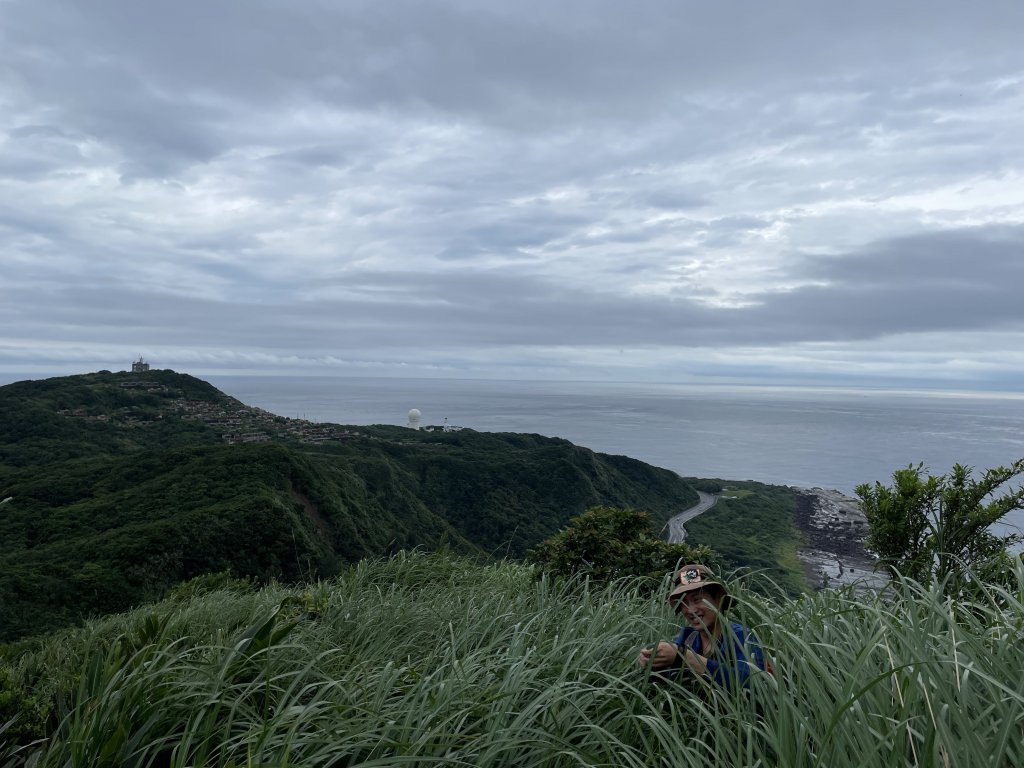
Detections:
[57, 408, 116, 422]
[117, 380, 169, 392]
[61, 394, 366, 445]
[53, 360, 370, 446]
[57, 386, 364, 449]
[172, 398, 364, 445]
[280, 420, 363, 444]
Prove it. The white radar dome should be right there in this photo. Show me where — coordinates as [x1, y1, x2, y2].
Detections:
[407, 408, 422, 429]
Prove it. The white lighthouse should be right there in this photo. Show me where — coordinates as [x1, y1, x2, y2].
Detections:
[407, 408, 422, 430]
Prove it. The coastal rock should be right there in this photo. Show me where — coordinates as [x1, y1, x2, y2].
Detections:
[793, 487, 888, 591]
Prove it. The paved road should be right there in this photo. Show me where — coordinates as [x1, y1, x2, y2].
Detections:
[667, 491, 719, 543]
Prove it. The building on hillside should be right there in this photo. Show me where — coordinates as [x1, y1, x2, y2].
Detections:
[132, 356, 150, 373]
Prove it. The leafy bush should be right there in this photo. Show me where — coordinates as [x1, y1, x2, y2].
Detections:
[686, 478, 724, 493]
[857, 458, 1024, 595]
[527, 505, 720, 584]
[165, 570, 257, 602]
[0, 666, 48, 746]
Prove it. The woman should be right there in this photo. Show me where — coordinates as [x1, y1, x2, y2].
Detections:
[637, 564, 766, 688]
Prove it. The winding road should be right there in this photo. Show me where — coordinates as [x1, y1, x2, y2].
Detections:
[667, 491, 719, 543]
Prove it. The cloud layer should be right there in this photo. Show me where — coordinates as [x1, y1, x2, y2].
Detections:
[2, 0, 1024, 386]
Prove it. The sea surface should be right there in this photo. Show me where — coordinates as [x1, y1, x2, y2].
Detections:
[206, 376, 1024, 540]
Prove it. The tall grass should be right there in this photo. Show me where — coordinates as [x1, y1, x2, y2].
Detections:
[2, 551, 1022, 767]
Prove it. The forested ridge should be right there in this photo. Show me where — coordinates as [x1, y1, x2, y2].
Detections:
[0, 370, 699, 641]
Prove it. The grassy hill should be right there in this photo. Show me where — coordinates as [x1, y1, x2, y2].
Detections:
[0, 370, 701, 642]
[2, 551, 1020, 767]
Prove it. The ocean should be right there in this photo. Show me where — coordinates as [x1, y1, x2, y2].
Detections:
[206, 376, 1024, 541]
[3, 370, 1022, 539]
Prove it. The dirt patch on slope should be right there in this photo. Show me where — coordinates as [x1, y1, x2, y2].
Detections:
[288, 483, 331, 542]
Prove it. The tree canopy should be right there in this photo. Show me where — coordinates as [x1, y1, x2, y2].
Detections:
[527, 506, 719, 585]
[856, 458, 1024, 595]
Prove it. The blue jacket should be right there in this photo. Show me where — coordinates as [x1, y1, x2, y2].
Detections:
[672, 622, 766, 688]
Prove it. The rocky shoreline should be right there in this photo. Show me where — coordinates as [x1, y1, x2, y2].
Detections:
[793, 487, 888, 591]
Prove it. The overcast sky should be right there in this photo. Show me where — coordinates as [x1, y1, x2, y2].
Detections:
[2, 1, 1024, 389]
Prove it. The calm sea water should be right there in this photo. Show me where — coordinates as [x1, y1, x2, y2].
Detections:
[4, 371, 1020, 538]
[207, 376, 1024, 540]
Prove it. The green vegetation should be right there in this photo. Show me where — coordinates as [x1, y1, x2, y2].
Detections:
[0, 369, 230, 469]
[0, 371, 699, 642]
[683, 481, 807, 595]
[2, 550, 1021, 767]
[857, 459, 1024, 596]
[4, 371, 1022, 765]
[528, 505, 719, 584]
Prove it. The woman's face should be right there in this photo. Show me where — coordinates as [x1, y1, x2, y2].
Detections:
[676, 587, 722, 632]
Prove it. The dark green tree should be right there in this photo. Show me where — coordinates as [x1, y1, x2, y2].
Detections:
[527, 506, 719, 584]
[856, 459, 1024, 593]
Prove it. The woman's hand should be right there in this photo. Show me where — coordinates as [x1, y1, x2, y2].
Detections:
[637, 641, 679, 670]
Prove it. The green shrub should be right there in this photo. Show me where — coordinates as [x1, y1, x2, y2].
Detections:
[0, 666, 48, 746]
[527, 505, 720, 584]
[858, 458, 1024, 596]
[687, 478, 724, 494]
[166, 570, 257, 602]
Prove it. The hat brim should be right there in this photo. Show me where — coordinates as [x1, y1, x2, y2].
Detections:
[669, 581, 732, 612]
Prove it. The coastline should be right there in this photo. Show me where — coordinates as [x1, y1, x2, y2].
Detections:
[792, 487, 888, 591]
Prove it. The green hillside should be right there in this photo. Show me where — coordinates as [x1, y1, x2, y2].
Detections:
[0, 370, 699, 642]
[684, 480, 805, 594]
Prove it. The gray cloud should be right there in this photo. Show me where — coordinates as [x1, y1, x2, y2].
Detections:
[2, 0, 1024, 386]
[9, 225, 1019, 357]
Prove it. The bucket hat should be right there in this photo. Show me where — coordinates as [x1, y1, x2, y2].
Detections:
[668, 564, 733, 613]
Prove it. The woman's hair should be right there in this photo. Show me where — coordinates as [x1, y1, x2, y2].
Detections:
[705, 584, 728, 609]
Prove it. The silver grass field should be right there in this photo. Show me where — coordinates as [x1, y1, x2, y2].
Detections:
[2, 551, 1023, 767]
